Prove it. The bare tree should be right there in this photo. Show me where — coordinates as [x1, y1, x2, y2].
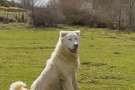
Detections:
[129, 0, 135, 30]
[57, 0, 82, 24]
[20, 0, 34, 9]
[19, 0, 135, 29]
[28, 0, 63, 27]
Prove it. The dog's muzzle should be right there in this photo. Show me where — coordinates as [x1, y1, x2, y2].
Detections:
[70, 44, 78, 53]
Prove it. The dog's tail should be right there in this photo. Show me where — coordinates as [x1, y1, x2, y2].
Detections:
[9, 81, 28, 90]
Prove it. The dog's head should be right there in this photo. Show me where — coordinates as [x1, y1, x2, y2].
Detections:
[60, 31, 80, 53]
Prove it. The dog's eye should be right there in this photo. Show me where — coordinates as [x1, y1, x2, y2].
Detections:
[74, 38, 78, 40]
[68, 39, 72, 41]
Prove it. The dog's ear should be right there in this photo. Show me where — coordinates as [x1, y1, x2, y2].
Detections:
[60, 31, 68, 37]
[75, 30, 80, 36]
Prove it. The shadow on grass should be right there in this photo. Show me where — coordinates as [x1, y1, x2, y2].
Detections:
[96, 75, 123, 80]
[81, 61, 107, 67]
[103, 36, 119, 39]
[113, 51, 121, 55]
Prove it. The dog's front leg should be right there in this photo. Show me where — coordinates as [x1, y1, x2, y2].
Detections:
[63, 76, 74, 90]
[72, 73, 79, 90]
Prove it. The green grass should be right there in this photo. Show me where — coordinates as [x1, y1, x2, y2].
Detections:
[0, 23, 135, 90]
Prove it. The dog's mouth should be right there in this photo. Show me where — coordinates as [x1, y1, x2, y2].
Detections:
[69, 48, 78, 53]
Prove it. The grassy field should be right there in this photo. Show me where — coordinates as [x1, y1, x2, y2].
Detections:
[0, 23, 135, 90]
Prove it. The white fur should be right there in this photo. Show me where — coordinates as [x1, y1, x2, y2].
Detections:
[9, 31, 80, 90]
[9, 81, 27, 90]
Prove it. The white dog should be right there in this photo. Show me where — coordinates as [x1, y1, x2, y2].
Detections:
[10, 31, 80, 90]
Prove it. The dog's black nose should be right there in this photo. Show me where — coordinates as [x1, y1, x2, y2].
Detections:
[74, 44, 78, 48]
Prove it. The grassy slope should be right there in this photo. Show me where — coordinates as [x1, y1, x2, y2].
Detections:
[0, 23, 135, 90]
